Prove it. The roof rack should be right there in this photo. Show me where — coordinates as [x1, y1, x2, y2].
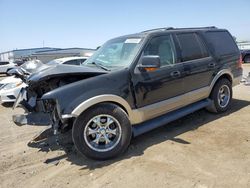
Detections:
[141, 27, 174, 33]
[173, 26, 217, 30]
[141, 26, 217, 33]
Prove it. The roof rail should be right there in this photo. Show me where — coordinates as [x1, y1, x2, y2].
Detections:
[173, 26, 217, 30]
[141, 26, 217, 33]
[141, 27, 174, 33]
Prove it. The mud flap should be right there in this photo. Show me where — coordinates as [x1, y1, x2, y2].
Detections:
[12, 112, 51, 126]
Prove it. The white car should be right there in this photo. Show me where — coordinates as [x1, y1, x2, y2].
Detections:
[0, 59, 43, 103]
[46, 56, 88, 66]
[0, 76, 26, 103]
[0, 57, 89, 103]
[0, 61, 16, 74]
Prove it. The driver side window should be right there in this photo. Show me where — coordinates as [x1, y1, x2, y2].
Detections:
[143, 35, 176, 67]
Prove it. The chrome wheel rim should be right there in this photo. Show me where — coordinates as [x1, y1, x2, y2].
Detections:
[84, 114, 122, 152]
[217, 85, 230, 108]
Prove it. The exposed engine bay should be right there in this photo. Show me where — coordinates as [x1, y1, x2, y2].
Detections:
[25, 75, 90, 112]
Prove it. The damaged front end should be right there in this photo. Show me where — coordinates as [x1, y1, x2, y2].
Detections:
[12, 64, 107, 136]
[13, 80, 70, 130]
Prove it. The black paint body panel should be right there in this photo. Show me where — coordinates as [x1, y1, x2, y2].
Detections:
[42, 69, 135, 114]
[24, 27, 242, 119]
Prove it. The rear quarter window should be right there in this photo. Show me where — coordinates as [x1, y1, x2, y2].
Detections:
[205, 31, 239, 56]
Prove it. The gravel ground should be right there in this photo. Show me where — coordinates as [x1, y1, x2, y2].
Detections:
[0, 65, 250, 188]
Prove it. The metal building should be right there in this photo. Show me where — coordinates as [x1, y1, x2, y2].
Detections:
[0, 47, 96, 63]
[0, 47, 60, 62]
[31, 48, 95, 63]
[237, 41, 250, 50]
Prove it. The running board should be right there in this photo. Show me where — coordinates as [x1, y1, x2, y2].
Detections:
[132, 99, 212, 137]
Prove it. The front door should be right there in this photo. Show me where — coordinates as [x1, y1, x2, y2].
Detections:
[132, 34, 185, 108]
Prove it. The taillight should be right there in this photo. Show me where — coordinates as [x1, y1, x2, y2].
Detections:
[238, 54, 243, 68]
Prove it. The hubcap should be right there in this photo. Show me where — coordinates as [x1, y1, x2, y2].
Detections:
[217, 85, 230, 108]
[84, 114, 122, 152]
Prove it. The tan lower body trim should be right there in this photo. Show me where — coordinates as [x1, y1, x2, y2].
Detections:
[68, 71, 240, 125]
[130, 86, 210, 124]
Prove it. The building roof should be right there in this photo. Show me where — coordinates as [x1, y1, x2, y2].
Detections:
[32, 48, 95, 55]
[0, 47, 61, 54]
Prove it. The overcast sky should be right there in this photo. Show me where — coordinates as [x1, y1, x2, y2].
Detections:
[0, 0, 249, 52]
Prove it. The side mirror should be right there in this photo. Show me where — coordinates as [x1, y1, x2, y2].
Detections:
[138, 55, 160, 72]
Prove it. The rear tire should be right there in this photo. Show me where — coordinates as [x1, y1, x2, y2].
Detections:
[72, 103, 132, 160]
[244, 55, 250, 63]
[206, 78, 232, 113]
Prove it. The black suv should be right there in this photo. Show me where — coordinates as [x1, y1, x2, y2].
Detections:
[13, 26, 242, 160]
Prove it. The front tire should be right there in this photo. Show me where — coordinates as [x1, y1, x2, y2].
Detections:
[206, 78, 232, 113]
[72, 103, 132, 160]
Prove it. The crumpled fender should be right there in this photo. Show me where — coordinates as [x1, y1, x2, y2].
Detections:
[41, 69, 134, 115]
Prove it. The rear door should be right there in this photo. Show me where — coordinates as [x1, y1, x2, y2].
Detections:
[174, 32, 216, 93]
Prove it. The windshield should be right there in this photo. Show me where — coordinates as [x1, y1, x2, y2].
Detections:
[46, 59, 62, 65]
[83, 37, 143, 70]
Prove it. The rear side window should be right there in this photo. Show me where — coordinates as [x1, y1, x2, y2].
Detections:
[176, 33, 209, 62]
[79, 58, 86, 64]
[205, 31, 238, 56]
[64, 60, 79, 65]
[0, 61, 9, 65]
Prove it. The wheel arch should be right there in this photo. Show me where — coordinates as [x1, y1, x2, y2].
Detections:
[209, 69, 233, 96]
[71, 95, 133, 120]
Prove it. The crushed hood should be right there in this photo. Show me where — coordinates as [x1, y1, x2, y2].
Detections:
[27, 64, 107, 83]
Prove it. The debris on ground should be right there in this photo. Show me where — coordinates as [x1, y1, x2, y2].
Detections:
[241, 72, 250, 85]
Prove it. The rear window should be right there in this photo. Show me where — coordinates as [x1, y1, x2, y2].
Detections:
[176, 33, 209, 62]
[205, 31, 239, 56]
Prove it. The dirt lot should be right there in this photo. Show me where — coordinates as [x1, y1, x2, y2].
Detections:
[0, 65, 250, 188]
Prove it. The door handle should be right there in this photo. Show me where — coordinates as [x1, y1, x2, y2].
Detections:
[170, 71, 181, 78]
[208, 62, 216, 68]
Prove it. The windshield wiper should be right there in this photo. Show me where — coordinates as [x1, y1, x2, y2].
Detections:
[91, 62, 111, 71]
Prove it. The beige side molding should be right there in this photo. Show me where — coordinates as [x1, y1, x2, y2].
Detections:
[71, 94, 134, 118]
[69, 69, 237, 125]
